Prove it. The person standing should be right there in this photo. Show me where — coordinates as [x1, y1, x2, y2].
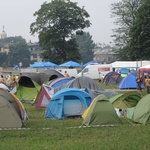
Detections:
[65, 71, 70, 77]
[136, 75, 142, 94]
[145, 74, 150, 94]
[0, 75, 6, 84]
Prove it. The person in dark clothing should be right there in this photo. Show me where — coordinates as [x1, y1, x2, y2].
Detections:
[136, 75, 142, 93]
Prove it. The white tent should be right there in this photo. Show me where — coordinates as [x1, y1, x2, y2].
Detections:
[140, 64, 150, 68]
[111, 61, 150, 69]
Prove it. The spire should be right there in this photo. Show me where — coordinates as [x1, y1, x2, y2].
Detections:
[2, 25, 4, 32]
[1, 25, 7, 39]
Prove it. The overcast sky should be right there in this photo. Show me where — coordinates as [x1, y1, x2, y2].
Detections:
[0, 0, 120, 44]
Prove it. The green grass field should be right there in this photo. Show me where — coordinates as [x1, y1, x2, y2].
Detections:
[0, 83, 150, 150]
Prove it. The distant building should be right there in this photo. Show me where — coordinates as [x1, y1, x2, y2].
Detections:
[27, 41, 43, 62]
[93, 45, 117, 64]
[0, 26, 44, 62]
[0, 46, 9, 54]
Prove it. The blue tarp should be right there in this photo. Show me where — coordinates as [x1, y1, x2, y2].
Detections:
[30, 61, 58, 68]
[45, 88, 92, 119]
[59, 60, 81, 67]
[119, 68, 130, 74]
[83, 60, 99, 67]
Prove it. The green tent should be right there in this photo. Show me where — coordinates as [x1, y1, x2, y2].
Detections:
[132, 94, 150, 125]
[82, 95, 122, 126]
[125, 107, 135, 119]
[15, 74, 41, 102]
[109, 91, 141, 109]
[15, 70, 64, 102]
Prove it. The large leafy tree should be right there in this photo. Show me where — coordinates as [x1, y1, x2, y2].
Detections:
[30, 0, 91, 64]
[8, 37, 30, 67]
[129, 0, 150, 60]
[73, 32, 95, 63]
[111, 0, 141, 60]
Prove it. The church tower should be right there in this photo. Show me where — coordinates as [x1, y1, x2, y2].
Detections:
[1, 26, 7, 39]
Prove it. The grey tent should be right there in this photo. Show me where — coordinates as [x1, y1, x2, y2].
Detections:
[0, 92, 22, 128]
[54, 76, 117, 98]
[103, 72, 123, 85]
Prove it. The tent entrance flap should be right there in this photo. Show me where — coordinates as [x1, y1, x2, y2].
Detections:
[64, 95, 85, 116]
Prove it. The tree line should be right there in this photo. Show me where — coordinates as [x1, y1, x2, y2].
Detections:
[1, 0, 148, 68]
[111, 0, 150, 60]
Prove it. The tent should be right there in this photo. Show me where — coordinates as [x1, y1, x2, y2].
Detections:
[138, 64, 150, 74]
[30, 61, 45, 68]
[0, 99, 22, 128]
[132, 94, 150, 125]
[82, 94, 122, 126]
[54, 76, 117, 99]
[44, 62, 58, 67]
[15, 70, 64, 102]
[33, 77, 73, 110]
[125, 107, 135, 119]
[59, 60, 81, 67]
[45, 88, 92, 119]
[130, 70, 138, 77]
[0, 89, 27, 128]
[34, 76, 117, 110]
[54, 76, 104, 92]
[45, 77, 73, 88]
[103, 72, 123, 85]
[109, 91, 141, 109]
[118, 74, 137, 89]
[30, 61, 58, 68]
[43, 69, 64, 80]
[0, 83, 10, 91]
[119, 68, 130, 77]
[15, 73, 42, 102]
[83, 60, 99, 67]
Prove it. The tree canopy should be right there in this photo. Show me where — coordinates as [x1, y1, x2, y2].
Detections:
[111, 0, 141, 60]
[8, 40, 30, 67]
[0, 36, 30, 67]
[129, 0, 150, 60]
[30, 0, 91, 64]
[73, 32, 95, 63]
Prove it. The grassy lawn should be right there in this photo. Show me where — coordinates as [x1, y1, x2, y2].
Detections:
[0, 83, 149, 150]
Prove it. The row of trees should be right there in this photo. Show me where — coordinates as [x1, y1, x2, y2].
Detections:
[111, 0, 150, 60]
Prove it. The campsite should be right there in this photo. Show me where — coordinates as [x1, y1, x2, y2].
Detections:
[0, 65, 150, 149]
[0, 75, 150, 149]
